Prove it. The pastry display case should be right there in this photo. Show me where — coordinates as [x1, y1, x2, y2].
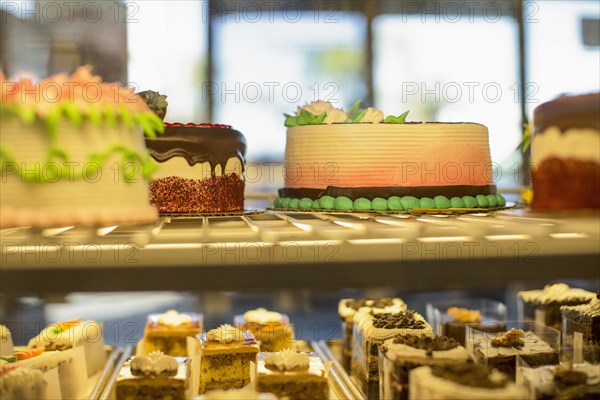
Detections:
[1, 1, 599, 399]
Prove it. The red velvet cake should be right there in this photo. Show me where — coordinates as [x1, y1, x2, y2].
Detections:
[531, 93, 600, 210]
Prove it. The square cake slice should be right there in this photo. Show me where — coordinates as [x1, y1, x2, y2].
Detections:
[338, 297, 407, 372]
[144, 310, 203, 356]
[199, 324, 259, 394]
[561, 292, 600, 363]
[473, 328, 559, 380]
[116, 351, 189, 400]
[234, 308, 294, 352]
[380, 335, 471, 400]
[255, 349, 329, 400]
[352, 310, 432, 398]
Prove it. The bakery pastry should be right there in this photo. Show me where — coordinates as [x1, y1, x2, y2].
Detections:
[234, 308, 294, 352]
[561, 292, 600, 363]
[0, 66, 163, 228]
[116, 351, 190, 400]
[140, 92, 247, 214]
[518, 283, 595, 331]
[255, 349, 329, 400]
[275, 101, 505, 211]
[143, 310, 203, 356]
[352, 310, 432, 398]
[28, 319, 106, 376]
[519, 362, 600, 399]
[380, 335, 471, 400]
[338, 297, 407, 371]
[198, 324, 259, 393]
[15, 347, 87, 399]
[0, 364, 48, 400]
[443, 307, 506, 346]
[197, 385, 277, 399]
[0, 325, 14, 356]
[472, 328, 559, 380]
[409, 364, 527, 399]
[531, 92, 600, 210]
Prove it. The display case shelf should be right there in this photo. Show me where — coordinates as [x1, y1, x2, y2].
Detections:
[1, 209, 598, 293]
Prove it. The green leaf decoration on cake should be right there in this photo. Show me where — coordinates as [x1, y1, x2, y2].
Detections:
[384, 110, 410, 124]
[348, 108, 367, 123]
[517, 123, 531, 152]
[347, 99, 364, 120]
[284, 99, 411, 127]
[138, 90, 168, 120]
[284, 113, 299, 127]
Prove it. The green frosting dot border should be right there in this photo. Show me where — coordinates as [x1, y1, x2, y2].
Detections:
[273, 193, 508, 213]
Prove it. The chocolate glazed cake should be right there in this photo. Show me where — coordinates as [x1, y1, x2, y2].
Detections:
[145, 123, 247, 213]
[532, 93, 600, 210]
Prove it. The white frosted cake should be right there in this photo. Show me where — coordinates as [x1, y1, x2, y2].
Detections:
[0, 66, 163, 227]
[275, 101, 505, 211]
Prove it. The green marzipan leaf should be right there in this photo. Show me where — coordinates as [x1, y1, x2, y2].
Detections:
[383, 110, 410, 124]
[347, 99, 363, 120]
[296, 110, 327, 126]
[283, 113, 299, 127]
[351, 109, 367, 123]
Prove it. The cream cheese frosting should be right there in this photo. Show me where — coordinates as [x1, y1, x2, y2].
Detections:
[157, 310, 193, 327]
[382, 338, 470, 362]
[206, 324, 245, 343]
[519, 283, 595, 305]
[532, 127, 600, 165]
[130, 351, 178, 377]
[243, 308, 283, 325]
[264, 349, 310, 371]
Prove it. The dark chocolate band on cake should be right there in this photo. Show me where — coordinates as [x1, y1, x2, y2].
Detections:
[279, 185, 497, 200]
[533, 93, 600, 134]
[145, 124, 247, 170]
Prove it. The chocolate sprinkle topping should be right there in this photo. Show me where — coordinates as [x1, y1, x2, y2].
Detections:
[150, 174, 244, 213]
[372, 311, 425, 329]
[430, 364, 508, 389]
[391, 335, 459, 355]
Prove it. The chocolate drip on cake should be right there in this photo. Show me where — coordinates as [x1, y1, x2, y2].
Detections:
[534, 93, 600, 133]
[279, 185, 497, 201]
[145, 126, 247, 171]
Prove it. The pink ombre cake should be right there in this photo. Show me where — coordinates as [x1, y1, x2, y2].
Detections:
[0, 66, 163, 227]
[274, 101, 504, 211]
